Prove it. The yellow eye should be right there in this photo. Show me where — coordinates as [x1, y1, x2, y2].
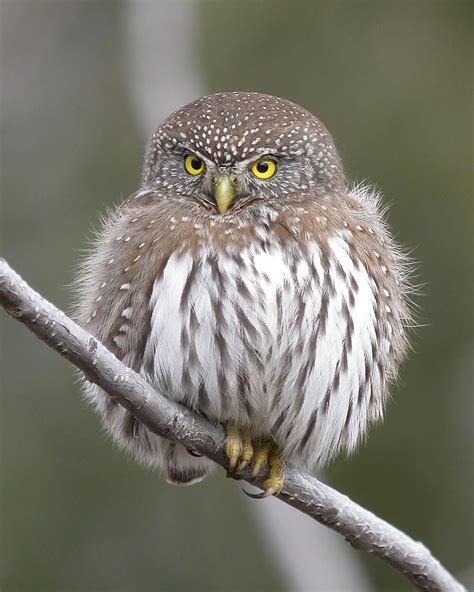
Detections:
[250, 157, 278, 180]
[184, 153, 206, 175]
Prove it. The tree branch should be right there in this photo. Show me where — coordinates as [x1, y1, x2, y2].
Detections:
[0, 258, 464, 592]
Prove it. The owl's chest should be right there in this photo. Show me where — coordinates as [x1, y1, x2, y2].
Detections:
[141, 242, 320, 405]
[139, 233, 380, 428]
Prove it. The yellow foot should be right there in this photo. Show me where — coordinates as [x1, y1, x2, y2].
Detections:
[246, 442, 285, 498]
[225, 423, 253, 472]
[224, 423, 285, 498]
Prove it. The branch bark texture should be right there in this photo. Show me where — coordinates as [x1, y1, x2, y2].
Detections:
[0, 258, 464, 592]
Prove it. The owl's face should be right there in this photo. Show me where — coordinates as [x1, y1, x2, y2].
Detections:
[142, 92, 346, 216]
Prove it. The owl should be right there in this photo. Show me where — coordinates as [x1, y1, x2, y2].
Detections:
[77, 92, 412, 497]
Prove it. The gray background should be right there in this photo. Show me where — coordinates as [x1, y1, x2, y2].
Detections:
[1, 1, 472, 590]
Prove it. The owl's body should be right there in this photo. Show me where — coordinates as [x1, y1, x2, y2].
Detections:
[77, 93, 411, 486]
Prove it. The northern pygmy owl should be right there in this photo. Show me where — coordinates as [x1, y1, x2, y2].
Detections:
[77, 92, 411, 496]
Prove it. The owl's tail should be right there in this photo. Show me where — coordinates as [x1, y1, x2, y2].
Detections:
[164, 442, 215, 486]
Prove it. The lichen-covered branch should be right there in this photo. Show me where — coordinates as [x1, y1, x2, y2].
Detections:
[0, 258, 464, 592]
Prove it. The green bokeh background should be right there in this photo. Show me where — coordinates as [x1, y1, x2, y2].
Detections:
[1, 1, 472, 590]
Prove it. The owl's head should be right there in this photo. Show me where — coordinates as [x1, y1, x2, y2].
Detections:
[142, 92, 346, 215]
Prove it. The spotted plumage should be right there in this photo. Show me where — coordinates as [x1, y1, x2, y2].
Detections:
[76, 92, 412, 486]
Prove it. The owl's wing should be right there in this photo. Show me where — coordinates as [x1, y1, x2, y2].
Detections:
[75, 191, 169, 375]
[75, 191, 215, 480]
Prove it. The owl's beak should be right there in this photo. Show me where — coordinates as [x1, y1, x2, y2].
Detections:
[213, 175, 236, 215]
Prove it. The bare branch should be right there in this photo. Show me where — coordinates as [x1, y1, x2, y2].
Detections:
[0, 258, 464, 592]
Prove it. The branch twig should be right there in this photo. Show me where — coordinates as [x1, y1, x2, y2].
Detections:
[0, 258, 464, 592]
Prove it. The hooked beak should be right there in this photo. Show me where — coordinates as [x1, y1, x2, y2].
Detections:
[214, 175, 236, 215]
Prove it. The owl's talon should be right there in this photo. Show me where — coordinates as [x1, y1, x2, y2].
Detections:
[236, 459, 249, 471]
[242, 487, 277, 499]
[187, 448, 203, 458]
[224, 422, 244, 472]
[242, 488, 267, 499]
[246, 445, 285, 498]
[236, 429, 253, 471]
[251, 440, 273, 477]
[225, 425, 284, 496]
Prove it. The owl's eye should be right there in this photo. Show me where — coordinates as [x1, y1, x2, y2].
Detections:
[250, 157, 278, 180]
[184, 153, 206, 175]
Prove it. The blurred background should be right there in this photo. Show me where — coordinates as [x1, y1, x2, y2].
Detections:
[1, 1, 472, 591]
